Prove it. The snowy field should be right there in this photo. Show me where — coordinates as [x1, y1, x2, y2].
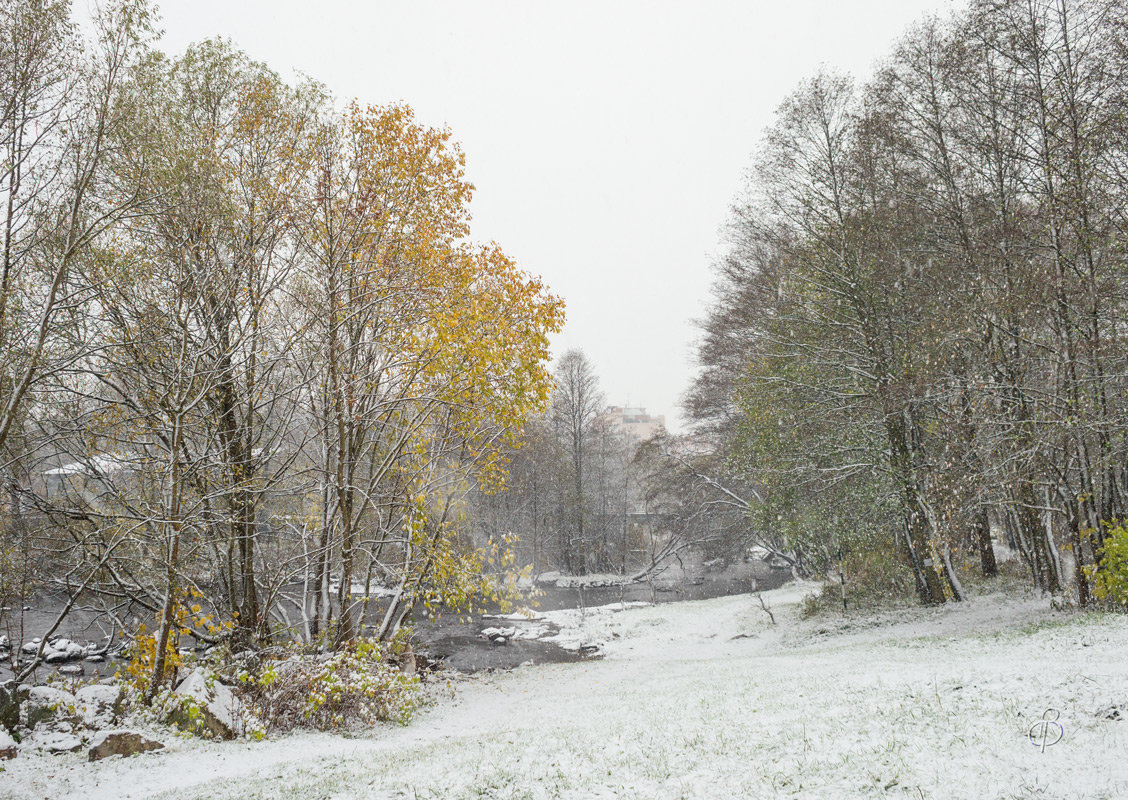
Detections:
[4, 583, 1128, 799]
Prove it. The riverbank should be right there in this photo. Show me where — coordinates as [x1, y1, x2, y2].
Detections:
[3, 556, 789, 680]
[4, 583, 1127, 799]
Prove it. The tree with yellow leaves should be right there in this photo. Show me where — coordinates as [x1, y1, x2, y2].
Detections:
[293, 103, 562, 643]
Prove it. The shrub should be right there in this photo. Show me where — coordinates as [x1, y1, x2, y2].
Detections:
[800, 547, 917, 617]
[246, 638, 422, 732]
[1090, 523, 1128, 606]
[121, 592, 234, 696]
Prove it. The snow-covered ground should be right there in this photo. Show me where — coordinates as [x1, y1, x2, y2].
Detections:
[5, 583, 1128, 799]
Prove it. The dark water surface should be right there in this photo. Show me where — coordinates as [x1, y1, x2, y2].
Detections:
[406, 560, 791, 672]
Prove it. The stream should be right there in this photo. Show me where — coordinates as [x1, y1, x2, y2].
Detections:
[1, 558, 791, 681]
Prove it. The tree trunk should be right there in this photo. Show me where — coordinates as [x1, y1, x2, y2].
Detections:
[977, 507, 998, 578]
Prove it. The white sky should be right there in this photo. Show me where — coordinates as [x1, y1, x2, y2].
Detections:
[151, 0, 958, 431]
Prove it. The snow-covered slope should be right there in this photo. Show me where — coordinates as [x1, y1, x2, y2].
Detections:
[5, 584, 1127, 799]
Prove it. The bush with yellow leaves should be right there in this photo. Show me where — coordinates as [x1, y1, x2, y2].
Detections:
[1089, 523, 1128, 606]
[122, 588, 235, 697]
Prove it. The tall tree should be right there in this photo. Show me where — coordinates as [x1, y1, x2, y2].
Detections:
[550, 349, 605, 573]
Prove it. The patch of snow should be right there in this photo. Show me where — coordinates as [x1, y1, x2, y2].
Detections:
[326, 581, 397, 598]
[994, 542, 1018, 562]
[44, 453, 127, 476]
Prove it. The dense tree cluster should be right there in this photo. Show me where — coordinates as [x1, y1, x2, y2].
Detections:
[693, 0, 1128, 605]
[0, 0, 563, 690]
[469, 349, 653, 576]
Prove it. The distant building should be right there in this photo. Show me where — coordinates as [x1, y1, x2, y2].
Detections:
[602, 405, 666, 444]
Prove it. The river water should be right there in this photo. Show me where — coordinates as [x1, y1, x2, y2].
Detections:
[2, 558, 791, 680]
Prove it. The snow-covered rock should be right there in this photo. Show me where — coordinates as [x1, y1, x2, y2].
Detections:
[87, 729, 164, 761]
[43, 648, 69, 664]
[26, 686, 78, 728]
[0, 728, 16, 760]
[32, 638, 87, 663]
[76, 684, 123, 728]
[537, 572, 632, 589]
[30, 731, 83, 754]
[479, 626, 517, 645]
[166, 669, 242, 739]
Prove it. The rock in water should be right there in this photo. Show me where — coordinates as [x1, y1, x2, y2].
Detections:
[26, 686, 78, 728]
[43, 648, 69, 665]
[166, 669, 242, 739]
[0, 729, 16, 760]
[480, 626, 516, 645]
[87, 730, 164, 761]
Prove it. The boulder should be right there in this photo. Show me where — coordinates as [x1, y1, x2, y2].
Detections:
[480, 626, 516, 645]
[166, 669, 241, 740]
[43, 648, 69, 665]
[59, 664, 84, 677]
[0, 729, 16, 760]
[0, 680, 19, 732]
[20, 640, 40, 656]
[26, 686, 78, 728]
[87, 729, 164, 761]
[34, 731, 83, 754]
[76, 684, 124, 729]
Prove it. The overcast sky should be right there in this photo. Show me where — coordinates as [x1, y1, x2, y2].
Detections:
[152, 0, 957, 431]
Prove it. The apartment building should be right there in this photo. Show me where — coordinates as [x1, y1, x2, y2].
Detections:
[602, 405, 666, 444]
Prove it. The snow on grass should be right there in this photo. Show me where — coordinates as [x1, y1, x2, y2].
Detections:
[4, 584, 1128, 799]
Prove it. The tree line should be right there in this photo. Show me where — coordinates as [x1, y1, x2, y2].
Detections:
[0, 0, 563, 691]
[690, 0, 1128, 605]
